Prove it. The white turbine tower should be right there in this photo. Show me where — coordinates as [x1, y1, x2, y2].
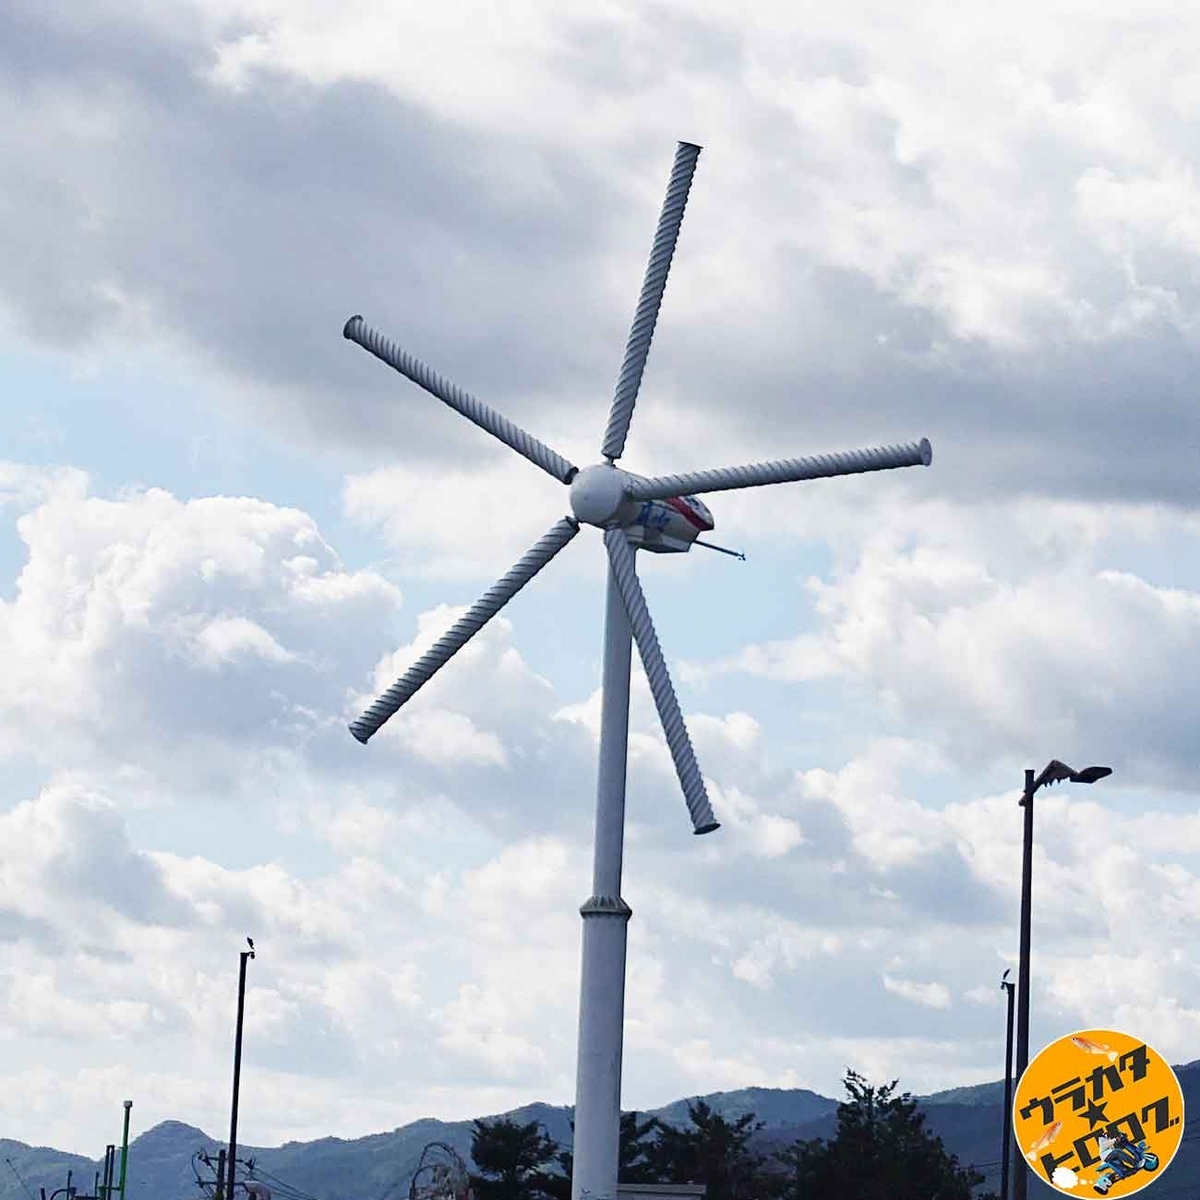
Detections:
[345, 141, 932, 1200]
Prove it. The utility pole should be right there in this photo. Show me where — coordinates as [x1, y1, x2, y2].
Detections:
[226, 940, 255, 1200]
[194, 1149, 227, 1200]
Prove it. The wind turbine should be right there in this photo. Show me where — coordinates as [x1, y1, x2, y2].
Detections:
[344, 140, 932, 1200]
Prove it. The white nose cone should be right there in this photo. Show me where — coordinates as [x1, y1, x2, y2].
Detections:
[570, 463, 630, 527]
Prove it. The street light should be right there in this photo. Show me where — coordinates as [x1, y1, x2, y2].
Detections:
[226, 938, 256, 1200]
[1000, 969, 1015, 1200]
[1012, 761, 1111, 1200]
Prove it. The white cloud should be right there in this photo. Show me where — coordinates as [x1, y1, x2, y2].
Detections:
[0, 782, 193, 938]
[342, 457, 585, 582]
[190, 613, 297, 668]
[964, 984, 1003, 1006]
[5, 638, 1200, 1153]
[10, 0, 1200, 505]
[10, 0, 1200, 1160]
[0, 473, 402, 784]
[703, 498, 1200, 786]
[193, 0, 1200, 359]
[433, 984, 552, 1077]
[707, 782, 804, 860]
[796, 741, 956, 871]
[6, 472, 1200, 1159]
[389, 707, 509, 769]
[730, 920, 841, 989]
[0, 461, 88, 512]
[883, 974, 953, 1010]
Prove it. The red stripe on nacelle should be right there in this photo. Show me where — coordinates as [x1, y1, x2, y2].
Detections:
[665, 496, 714, 531]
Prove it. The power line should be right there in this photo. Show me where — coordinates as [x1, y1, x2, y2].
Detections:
[246, 1167, 321, 1200]
[5, 1159, 36, 1200]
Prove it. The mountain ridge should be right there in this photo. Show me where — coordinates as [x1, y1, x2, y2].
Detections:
[7, 1064, 1199, 1200]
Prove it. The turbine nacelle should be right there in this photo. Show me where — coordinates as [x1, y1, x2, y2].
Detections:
[569, 462, 714, 554]
[626, 494, 715, 555]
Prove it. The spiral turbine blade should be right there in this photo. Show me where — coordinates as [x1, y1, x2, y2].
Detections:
[350, 517, 581, 743]
[344, 315, 579, 485]
[600, 142, 702, 462]
[604, 528, 719, 835]
[624, 438, 932, 501]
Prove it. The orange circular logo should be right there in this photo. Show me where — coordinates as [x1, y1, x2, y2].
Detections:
[1013, 1029, 1184, 1195]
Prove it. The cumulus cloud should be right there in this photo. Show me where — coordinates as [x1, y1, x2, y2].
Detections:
[0, 461, 88, 511]
[699, 497, 1200, 787]
[0, 782, 193, 950]
[0, 468, 402, 787]
[0, 473, 1055, 1146]
[342, 457, 584, 583]
[5, 554, 1200, 1152]
[7, 0, 1200, 504]
[9, 0, 1200, 1162]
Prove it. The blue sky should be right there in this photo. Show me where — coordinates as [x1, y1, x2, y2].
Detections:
[4, 0, 1200, 1160]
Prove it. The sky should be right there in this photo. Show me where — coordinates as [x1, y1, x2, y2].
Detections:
[4, 0, 1200, 1161]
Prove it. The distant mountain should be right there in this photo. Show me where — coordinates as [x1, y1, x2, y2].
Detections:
[5, 1065, 1198, 1200]
[1, 1135, 107, 1200]
[651, 1087, 836, 1130]
[921, 1079, 1007, 1107]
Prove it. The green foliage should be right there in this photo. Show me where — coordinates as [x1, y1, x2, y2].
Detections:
[617, 1112, 660, 1184]
[469, 1119, 560, 1200]
[771, 1070, 992, 1200]
[542, 1110, 665, 1200]
[648, 1099, 765, 1200]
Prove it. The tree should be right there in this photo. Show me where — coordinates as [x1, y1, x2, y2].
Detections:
[618, 1111, 662, 1184]
[469, 1118, 561, 1200]
[772, 1070, 995, 1200]
[649, 1099, 766, 1200]
[543, 1110, 667, 1200]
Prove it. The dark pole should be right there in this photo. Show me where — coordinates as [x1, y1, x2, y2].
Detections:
[1001, 973, 1016, 1200]
[226, 949, 252, 1200]
[117, 1102, 132, 1200]
[216, 1149, 227, 1200]
[1013, 768, 1035, 1200]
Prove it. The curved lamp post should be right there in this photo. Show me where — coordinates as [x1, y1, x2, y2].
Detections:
[1012, 761, 1111, 1200]
[226, 938, 256, 1200]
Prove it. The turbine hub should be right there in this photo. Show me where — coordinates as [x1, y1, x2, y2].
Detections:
[569, 462, 631, 527]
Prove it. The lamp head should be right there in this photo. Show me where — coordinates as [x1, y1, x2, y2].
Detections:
[1033, 760, 1113, 791]
[1038, 760, 1076, 788]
